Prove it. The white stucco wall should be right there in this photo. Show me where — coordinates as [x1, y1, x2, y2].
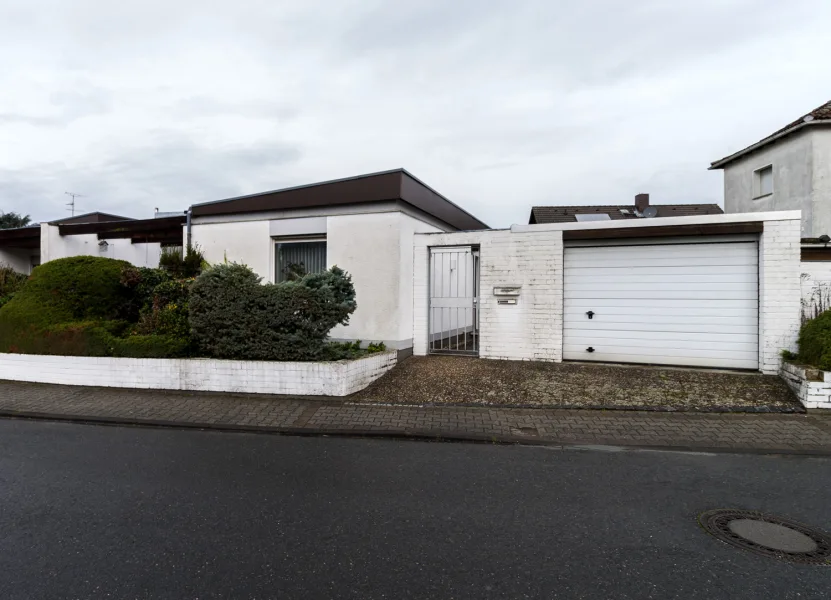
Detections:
[0, 248, 39, 274]
[723, 130, 813, 237]
[190, 219, 272, 279]
[722, 127, 831, 239]
[41, 224, 162, 268]
[190, 209, 447, 349]
[811, 128, 831, 238]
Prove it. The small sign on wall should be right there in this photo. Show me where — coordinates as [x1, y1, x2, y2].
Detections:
[493, 285, 521, 296]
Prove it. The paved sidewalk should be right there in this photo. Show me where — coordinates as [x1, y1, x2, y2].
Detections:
[1, 380, 831, 454]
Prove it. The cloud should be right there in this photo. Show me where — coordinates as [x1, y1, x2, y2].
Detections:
[0, 0, 830, 227]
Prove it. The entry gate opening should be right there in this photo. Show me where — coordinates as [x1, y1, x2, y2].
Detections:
[428, 246, 480, 355]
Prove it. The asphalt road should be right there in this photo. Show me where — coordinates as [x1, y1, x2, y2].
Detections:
[1, 420, 829, 599]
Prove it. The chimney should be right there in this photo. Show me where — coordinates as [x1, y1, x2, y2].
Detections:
[635, 193, 649, 213]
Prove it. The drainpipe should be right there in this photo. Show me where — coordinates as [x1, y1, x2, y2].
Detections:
[185, 208, 192, 248]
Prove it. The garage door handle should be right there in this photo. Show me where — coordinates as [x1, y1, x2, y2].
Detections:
[586, 311, 595, 319]
[586, 347, 595, 353]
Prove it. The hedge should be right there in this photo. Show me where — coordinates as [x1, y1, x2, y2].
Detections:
[0, 256, 191, 358]
[189, 263, 356, 361]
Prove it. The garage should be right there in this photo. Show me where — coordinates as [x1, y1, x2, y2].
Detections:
[563, 239, 759, 369]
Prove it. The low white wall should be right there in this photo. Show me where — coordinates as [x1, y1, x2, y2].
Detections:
[780, 362, 831, 410]
[0, 351, 397, 397]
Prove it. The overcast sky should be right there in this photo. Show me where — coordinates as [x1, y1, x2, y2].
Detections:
[1, 0, 830, 227]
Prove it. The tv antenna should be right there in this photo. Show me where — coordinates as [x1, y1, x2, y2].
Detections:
[65, 191, 85, 217]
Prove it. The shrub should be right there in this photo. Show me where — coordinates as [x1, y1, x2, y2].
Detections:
[189, 263, 356, 361]
[135, 278, 193, 339]
[159, 244, 205, 279]
[119, 266, 171, 322]
[0, 263, 28, 308]
[797, 310, 831, 370]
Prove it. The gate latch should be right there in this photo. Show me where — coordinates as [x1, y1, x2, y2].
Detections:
[586, 347, 595, 353]
[586, 310, 595, 319]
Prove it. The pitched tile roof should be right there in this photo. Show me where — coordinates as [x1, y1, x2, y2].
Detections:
[529, 204, 723, 224]
[710, 99, 831, 169]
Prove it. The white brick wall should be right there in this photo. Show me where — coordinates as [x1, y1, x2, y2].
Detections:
[759, 219, 802, 374]
[414, 215, 802, 374]
[800, 260, 831, 321]
[780, 362, 831, 410]
[0, 352, 397, 397]
[414, 229, 564, 361]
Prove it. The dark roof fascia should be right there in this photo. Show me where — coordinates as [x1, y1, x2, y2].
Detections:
[49, 212, 134, 225]
[0, 225, 41, 248]
[58, 215, 186, 237]
[709, 121, 831, 169]
[190, 169, 489, 231]
[562, 221, 763, 241]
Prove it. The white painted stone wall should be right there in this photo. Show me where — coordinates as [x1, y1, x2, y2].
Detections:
[414, 212, 801, 374]
[40, 224, 162, 268]
[780, 361, 831, 410]
[758, 218, 802, 373]
[0, 351, 397, 396]
[414, 228, 564, 361]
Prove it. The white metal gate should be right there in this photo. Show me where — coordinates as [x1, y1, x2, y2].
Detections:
[429, 246, 479, 355]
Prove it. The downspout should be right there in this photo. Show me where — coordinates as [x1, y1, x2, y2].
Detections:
[186, 208, 192, 248]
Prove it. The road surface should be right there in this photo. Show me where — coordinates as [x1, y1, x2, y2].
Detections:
[1, 419, 829, 599]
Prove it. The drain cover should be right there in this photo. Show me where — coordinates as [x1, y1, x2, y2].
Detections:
[698, 509, 831, 565]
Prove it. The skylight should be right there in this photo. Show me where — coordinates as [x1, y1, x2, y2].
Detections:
[575, 213, 612, 222]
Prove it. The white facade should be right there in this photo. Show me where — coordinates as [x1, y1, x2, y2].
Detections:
[40, 223, 163, 268]
[0, 247, 39, 274]
[0, 351, 397, 396]
[721, 127, 831, 238]
[414, 212, 801, 374]
[800, 260, 831, 321]
[191, 204, 446, 350]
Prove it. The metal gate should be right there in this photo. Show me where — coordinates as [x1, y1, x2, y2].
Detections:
[428, 246, 479, 355]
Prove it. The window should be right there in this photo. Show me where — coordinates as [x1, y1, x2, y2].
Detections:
[275, 240, 327, 282]
[754, 165, 773, 198]
[575, 213, 612, 222]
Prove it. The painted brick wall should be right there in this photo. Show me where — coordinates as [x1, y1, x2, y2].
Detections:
[759, 219, 802, 374]
[414, 217, 801, 374]
[414, 229, 564, 361]
[0, 352, 397, 397]
[781, 362, 831, 410]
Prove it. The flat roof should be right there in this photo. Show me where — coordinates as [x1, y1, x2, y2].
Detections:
[190, 169, 489, 231]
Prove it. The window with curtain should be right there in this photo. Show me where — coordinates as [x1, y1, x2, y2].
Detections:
[275, 240, 327, 282]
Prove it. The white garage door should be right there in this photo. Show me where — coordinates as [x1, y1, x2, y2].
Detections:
[563, 240, 759, 369]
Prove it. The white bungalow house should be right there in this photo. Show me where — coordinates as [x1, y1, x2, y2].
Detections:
[1, 169, 803, 373]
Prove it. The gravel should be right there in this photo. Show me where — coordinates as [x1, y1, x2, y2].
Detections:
[351, 356, 803, 412]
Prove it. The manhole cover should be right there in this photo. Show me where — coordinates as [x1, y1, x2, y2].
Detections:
[698, 509, 831, 565]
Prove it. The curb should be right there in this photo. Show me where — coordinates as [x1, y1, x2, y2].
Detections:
[2, 409, 831, 457]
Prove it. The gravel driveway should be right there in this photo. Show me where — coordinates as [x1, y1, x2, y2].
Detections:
[352, 356, 802, 412]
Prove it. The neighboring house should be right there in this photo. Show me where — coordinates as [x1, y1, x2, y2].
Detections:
[0, 212, 137, 274]
[710, 99, 831, 241]
[529, 194, 722, 224]
[710, 99, 831, 318]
